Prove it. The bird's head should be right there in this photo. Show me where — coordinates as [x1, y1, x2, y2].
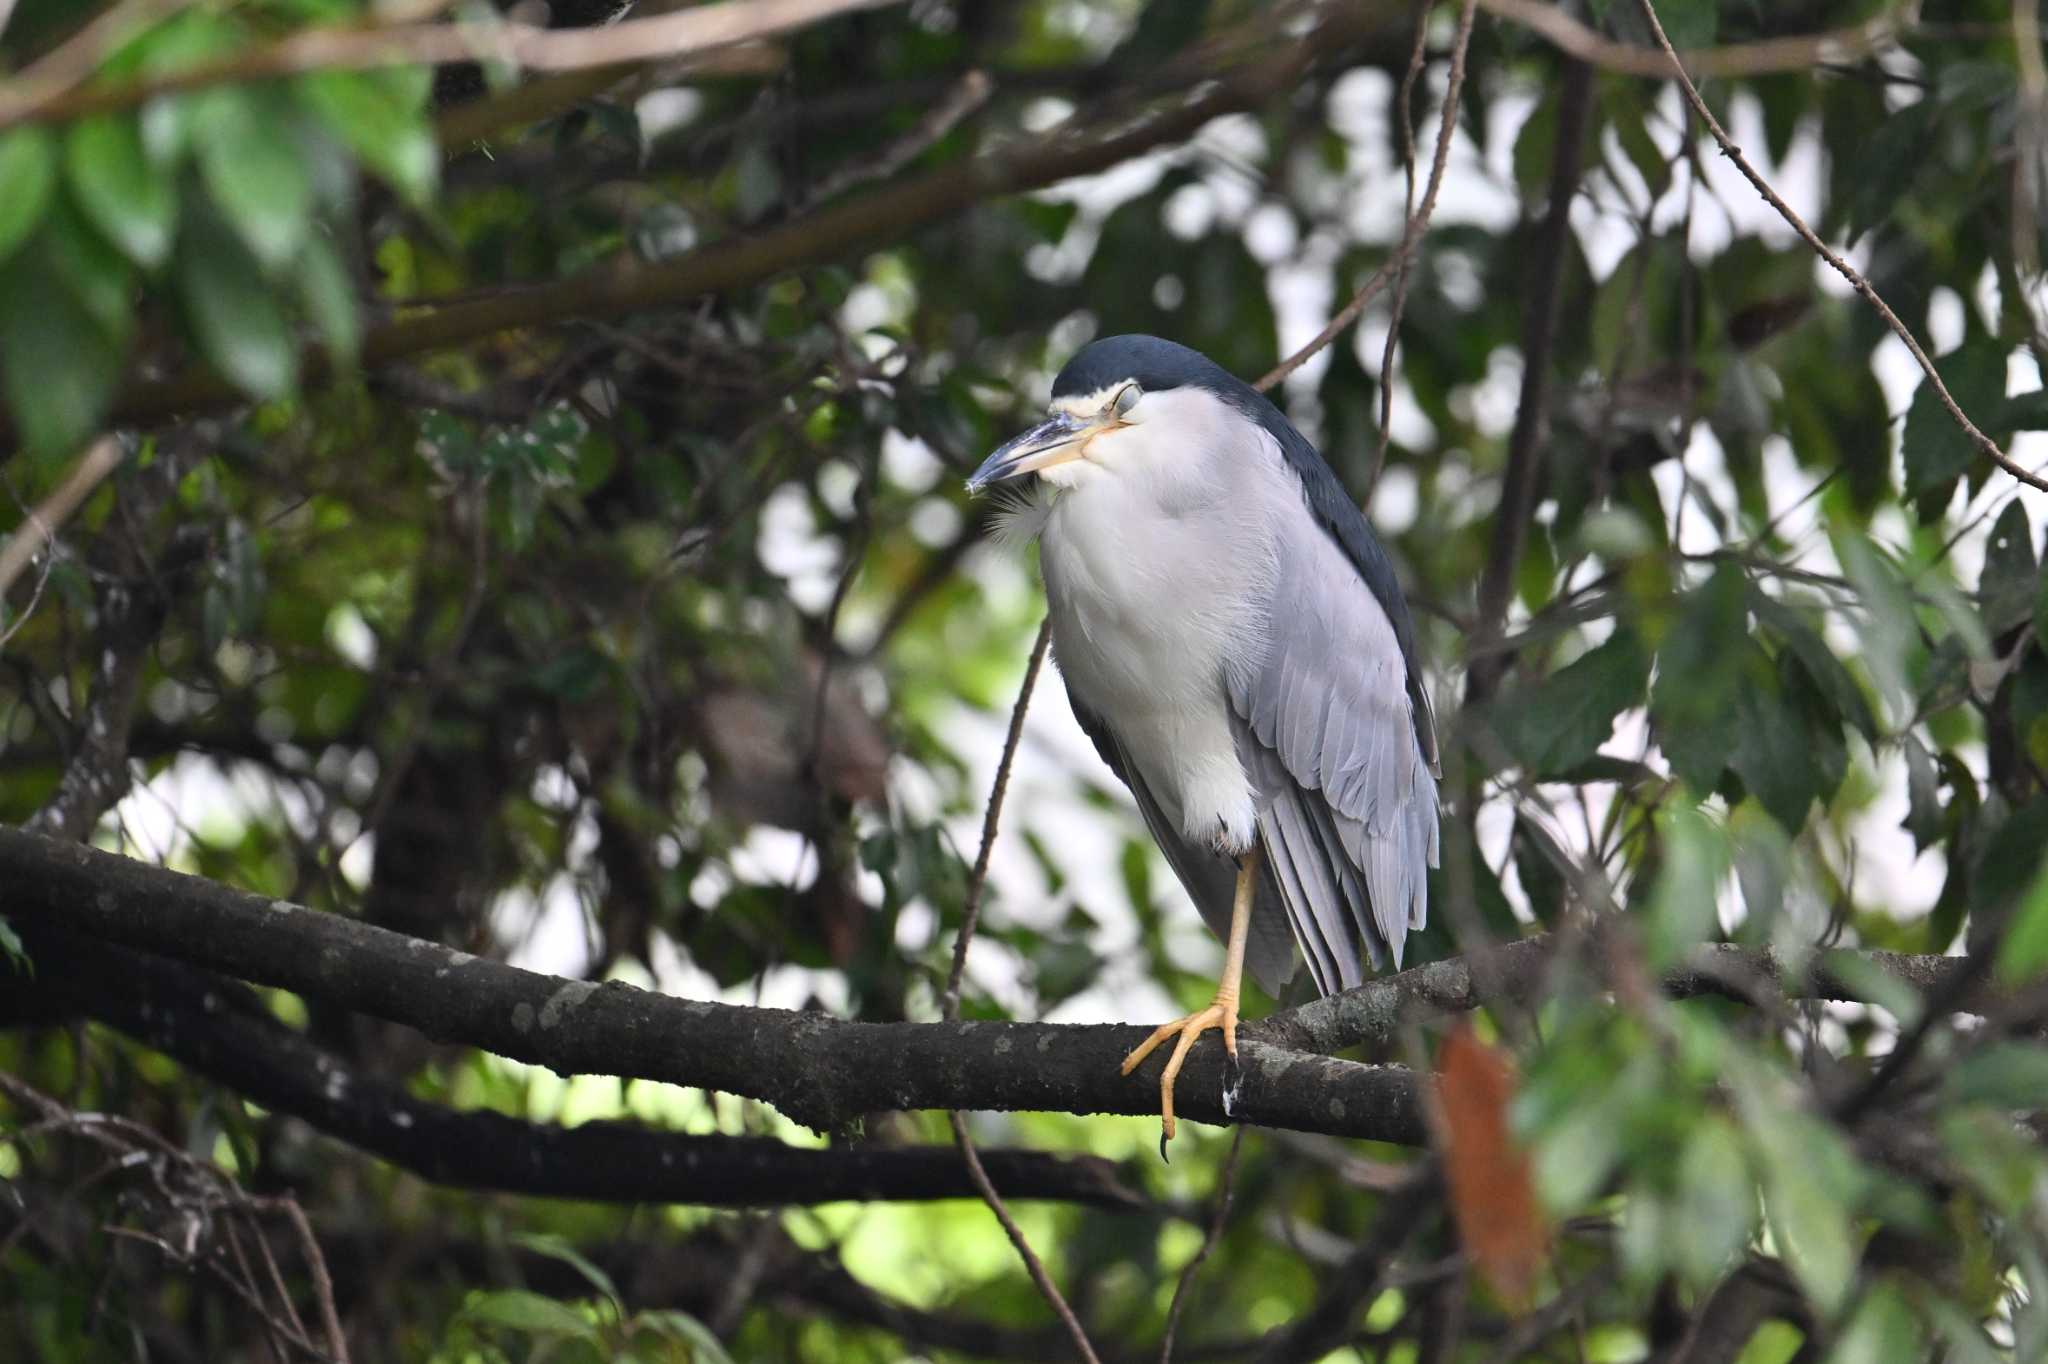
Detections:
[967, 335, 1254, 494]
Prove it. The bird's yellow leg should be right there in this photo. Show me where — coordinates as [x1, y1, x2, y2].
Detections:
[1120, 843, 1261, 1152]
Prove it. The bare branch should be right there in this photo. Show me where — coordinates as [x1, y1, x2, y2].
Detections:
[1158, 1127, 1245, 1364]
[1480, 0, 1908, 79]
[8, 935, 1154, 1211]
[1261, 935, 1991, 1059]
[0, 436, 122, 602]
[800, 68, 996, 211]
[1, 832, 1987, 1150]
[0, 827, 1432, 1144]
[943, 618, 1053, 1018]
[1254, 0, 1477, 395]
[944, 618, 1102, 1364]
[96, 0, 1411, 436]
[1371, 0, 1478, 491]
[0, 0, 904, 130]
[1637, 0, 2048, 495]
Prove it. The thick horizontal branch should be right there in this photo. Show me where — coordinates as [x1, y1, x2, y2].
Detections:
[0, 831, 1984, 1145]
[1261, 934, 1987, 1058]
[6, 934, 1150, 1211]
[101, 1, 1408, 433]
[0, 828, 1427, 1144]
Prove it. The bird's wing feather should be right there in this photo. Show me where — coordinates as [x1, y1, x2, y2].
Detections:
[1228, 522, 1440, 980]
[1069, 698, 1298, 997]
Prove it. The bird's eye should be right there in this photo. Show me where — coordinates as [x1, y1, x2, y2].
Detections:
[1113, 384, 1142, 417]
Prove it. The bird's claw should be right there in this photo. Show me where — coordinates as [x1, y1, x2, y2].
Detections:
[1119, 996, 1240, 1155]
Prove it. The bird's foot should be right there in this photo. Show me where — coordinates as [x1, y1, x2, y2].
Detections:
[1118, 993, 1240, 1159]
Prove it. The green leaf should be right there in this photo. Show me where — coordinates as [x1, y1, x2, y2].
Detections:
[1729, 665, 1820, 834]
[1902, 340, 2007, 499]
[1493, 630, 1649, 778]
[295, 232, 360, 362]
[1752, 594, 1877, 741]
[1751, 1111, 1861, 1314]
[0, 915, 32, 977]
[44, 195, 134, 337]
[1652, 566, 1749, 791]
[1939, 1108, 2042, 1210]
[1674, 1116, 1754, 1287]
[1833, 533, 1921, 725]
[196, 91, 312, 269]
[464, 1289, 599, 1339]
[0, 240, 126, 459]
[176, 223, 297, 399]
[66, 115, 177, 267]
[1646, 804, 1728, 968]
[1944, 1042, 2048, 1109]
[1655, 0, 1717, 49]
[1825, 1285, 1923, 1364]
[0, 127, 57, 264]
[1814, 950, 1924, 1030]
[510, 1233, 621, 1311]
[633, 1309, 737, 1364]
[1511, 816, 1568, 923]
[1995, 854, 2048, 982]
[1899, 734, 1944, 852]
[1729, 804, 1790, 933]
[296, 70, 436, 204]
[1980, 499, 2037, 633]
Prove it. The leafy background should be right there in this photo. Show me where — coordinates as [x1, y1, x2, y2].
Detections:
[7, 0, 2048, 1360]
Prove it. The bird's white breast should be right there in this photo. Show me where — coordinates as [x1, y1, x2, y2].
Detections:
[1036, 393, 1288, 851]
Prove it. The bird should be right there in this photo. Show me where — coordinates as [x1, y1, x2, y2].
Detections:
[967, 334, 1441, 1151]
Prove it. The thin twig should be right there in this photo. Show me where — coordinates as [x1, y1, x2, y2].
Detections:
[1481, 0, 1909, 79]
[942, 618, 1098, 1363]
[1255, 1, 1478, 396]
[1373, 2, 1433, 490]
[1158, 1126, 1246, 1364]
[1371, 0, 1480, 493]
[800, 69, 994, 210]
[271, 1197, 350, 1364]
[1636, 0, 2048, 494]
[941, 617, 1053, 1019]
[947, 1112, 1103, 1364]
[0, 435, 124, 635]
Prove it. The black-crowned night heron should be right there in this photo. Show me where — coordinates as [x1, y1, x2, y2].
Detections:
[969, 334, 1441, 1150]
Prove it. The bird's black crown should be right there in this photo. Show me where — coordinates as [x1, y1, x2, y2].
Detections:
[1050, 334, 1246, 402]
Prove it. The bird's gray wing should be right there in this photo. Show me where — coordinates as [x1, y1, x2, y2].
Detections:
[1068, 698, 1298, 998]
[1227, 525, 1440, 989]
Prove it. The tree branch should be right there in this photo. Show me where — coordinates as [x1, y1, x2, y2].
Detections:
[1636, 0, 2048, 495]
[6, 933, 1154, 1211]
[0, 0, 901, 130]
[1260, 934, 1991, 1059]
[0, 831, 1985, 1147]
[97, 0, 1409, 435]
[1467, 56, 1593, 699]
[25, 442, 205, 842]
[1479, 0, 1909, 80]
[0, 827, 1429, 1144]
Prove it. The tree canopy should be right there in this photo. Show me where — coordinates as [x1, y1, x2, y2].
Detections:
[7, 0, 2048, 1361]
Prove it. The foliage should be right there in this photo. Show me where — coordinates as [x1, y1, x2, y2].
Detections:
[7, 0, 2048, 1361]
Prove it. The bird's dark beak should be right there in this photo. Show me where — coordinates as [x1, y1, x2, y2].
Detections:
[967, 411, 1094, 493]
